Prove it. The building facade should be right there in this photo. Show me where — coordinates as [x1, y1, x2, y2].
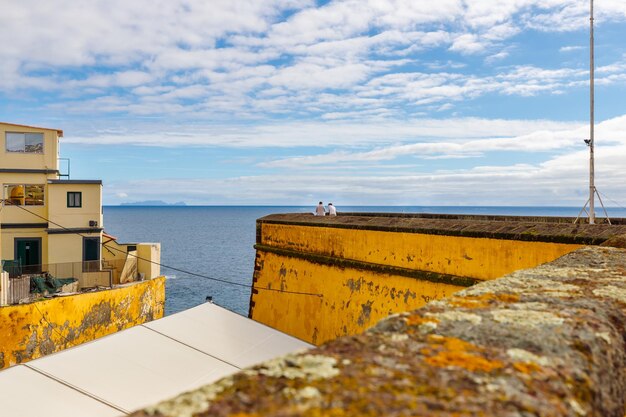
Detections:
[0, 122, 165, 367]
[0, 122, 104, 276]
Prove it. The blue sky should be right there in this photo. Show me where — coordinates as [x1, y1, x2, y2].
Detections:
[2, 0, 626, 206]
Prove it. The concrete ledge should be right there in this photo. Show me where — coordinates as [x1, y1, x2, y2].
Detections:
[258, 213, 626, 245]
[131, 246, 626, 416]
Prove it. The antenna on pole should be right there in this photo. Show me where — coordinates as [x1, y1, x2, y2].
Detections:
[575, 0, 611, 225]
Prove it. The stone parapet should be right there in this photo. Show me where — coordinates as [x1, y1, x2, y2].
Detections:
[258, 213, 626, 244]
[132, 246, 626, 417]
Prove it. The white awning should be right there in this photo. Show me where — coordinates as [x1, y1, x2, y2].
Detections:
[0, 302, 312, 416]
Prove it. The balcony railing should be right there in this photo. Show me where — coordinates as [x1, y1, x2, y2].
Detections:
[58, 157, 70, 178]
[2, 258, 130, 290]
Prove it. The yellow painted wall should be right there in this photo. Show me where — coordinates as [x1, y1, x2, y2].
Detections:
[47, 232, 101, 265]
[251, 223, 585, 344]
[47, 233, 105, 288]
[102, 239, 129, 284]
[102, 238, 129, 263]
[0, 276, 165, 369]
[48, 182, 103, 230]
[0, 228, 48, 264]
[137, 243, 161, 279]
[260, 223, 582, 280]
[0, 205, 47, 225]
[251, 251, 463, 345]
[0, 123, 59, 171]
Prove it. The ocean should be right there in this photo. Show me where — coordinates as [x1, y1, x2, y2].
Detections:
[102, 205, 626, 316]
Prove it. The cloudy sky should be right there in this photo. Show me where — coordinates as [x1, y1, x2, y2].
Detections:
[2, 0, 626, 206]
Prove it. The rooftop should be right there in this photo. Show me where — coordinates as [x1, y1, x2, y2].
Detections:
[0, 121, 64, 137]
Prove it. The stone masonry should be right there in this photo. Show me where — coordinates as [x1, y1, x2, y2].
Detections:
[132, 245, 626, 417]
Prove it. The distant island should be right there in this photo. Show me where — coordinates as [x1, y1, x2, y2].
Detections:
[120, 200, 187, 206]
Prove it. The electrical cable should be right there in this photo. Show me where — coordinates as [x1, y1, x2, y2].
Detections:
[0, 199, 323, 298]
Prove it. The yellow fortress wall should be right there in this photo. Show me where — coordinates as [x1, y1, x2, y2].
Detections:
[258, 223, 582, 280]
[0, 277, 165, 369]
[251, 250, 466, 344]
[250, 213, 626, 345]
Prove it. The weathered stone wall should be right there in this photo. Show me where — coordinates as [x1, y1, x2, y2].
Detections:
[250, 214, 626, 344]
[132, 246, 626, 417]
[0, 277, 165, 369]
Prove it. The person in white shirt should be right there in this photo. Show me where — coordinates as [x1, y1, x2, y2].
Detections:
[315, 201, 326, 216]
[328, 203, 337, 216]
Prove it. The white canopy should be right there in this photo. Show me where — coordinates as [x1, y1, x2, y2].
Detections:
[0, 302, 312, 416]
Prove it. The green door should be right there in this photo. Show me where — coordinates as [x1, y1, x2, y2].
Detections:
[15, 238, 42, 274]
[83, 237, 100, 272]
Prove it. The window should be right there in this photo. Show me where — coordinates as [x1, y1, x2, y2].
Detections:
[67, 192, 82, 208]
[6, 132, 44, 153]
[4, 184, 45, 206]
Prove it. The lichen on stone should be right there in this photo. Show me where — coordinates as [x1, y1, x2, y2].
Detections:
[389, 333, 409, 342]
[506, 301, 550, 311]
[426, 310, 482, 325]
[129, 245, 626, 417]
[282, 386, 322, 402]
[568, 398, 587, 416]
[595, 331, 612, 345]
[255, 354, 340, 380]
[143, 377, 234, 417]
[420, 335, 504, 373]
[592, 285, 626, 303]
[506, 348, 551, 367]
[491, 309, 565, 327]
[418, 321, 438, 333]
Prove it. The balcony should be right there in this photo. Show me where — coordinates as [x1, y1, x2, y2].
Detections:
[0, 257, 142, 306]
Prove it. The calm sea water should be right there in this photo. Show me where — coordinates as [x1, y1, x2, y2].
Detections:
[103, 206, 626, 316]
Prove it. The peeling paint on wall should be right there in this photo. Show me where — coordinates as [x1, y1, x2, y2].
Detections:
[250, 216, 590, 345]
[251, 251, 462, 344]
[0, 277, 165, 369]
[259, 223, 582, 280]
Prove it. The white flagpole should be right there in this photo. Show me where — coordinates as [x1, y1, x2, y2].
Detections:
[589, 0, 596, 224]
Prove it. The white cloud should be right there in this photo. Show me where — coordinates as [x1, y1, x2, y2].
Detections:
[103, 142, 626, 206]
[258, 114, 626, 168]
[2, 0, 626, 121]
[559, 45, 585, 53]
[4, 1, 626, 207]
[62, 117, 581, 148]
[485, 51, 510, 64]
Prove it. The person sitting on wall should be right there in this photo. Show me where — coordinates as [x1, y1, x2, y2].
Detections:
[315, 201, 326, 216]
[328, 203, 337, 216]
